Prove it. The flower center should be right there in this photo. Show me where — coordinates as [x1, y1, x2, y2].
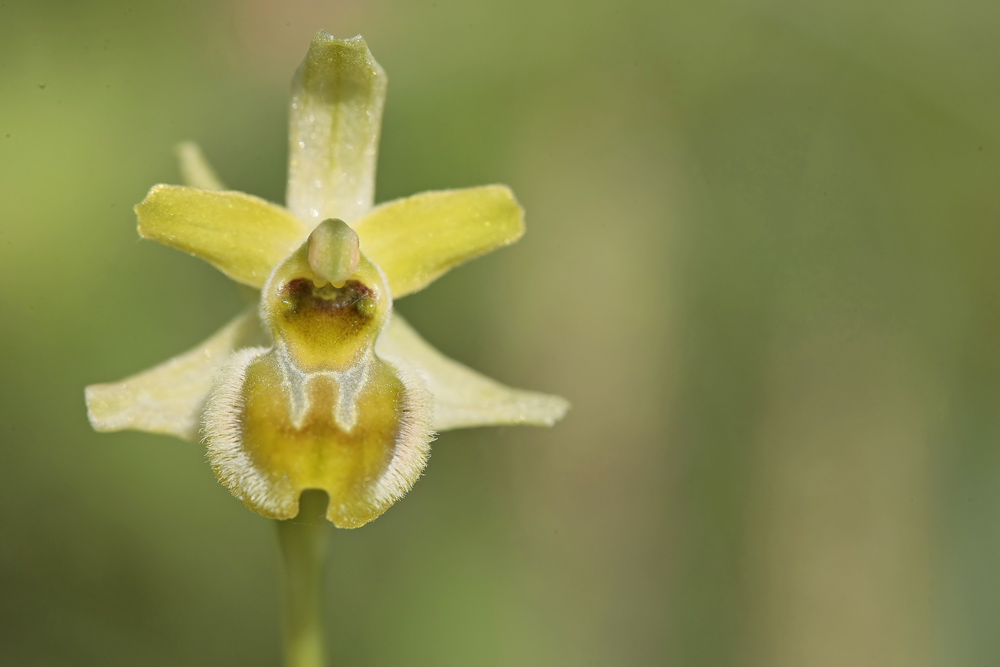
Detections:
[202, 216, 432, 527]
[307, 218, 360, 287]
[261, 221, 389, 373]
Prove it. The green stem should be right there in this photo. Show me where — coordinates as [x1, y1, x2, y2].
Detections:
[277, 490, 330, 667]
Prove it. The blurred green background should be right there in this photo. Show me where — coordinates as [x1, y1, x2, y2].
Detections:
[3, 0, 1000, 665]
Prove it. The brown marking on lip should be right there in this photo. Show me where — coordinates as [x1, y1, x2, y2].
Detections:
[275, 277, 380, 363]
[281, 278, 374, 316]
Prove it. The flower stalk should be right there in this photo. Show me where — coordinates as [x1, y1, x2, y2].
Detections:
[277, 490, 330, 667]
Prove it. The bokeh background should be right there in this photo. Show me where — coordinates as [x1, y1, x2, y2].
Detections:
[3, 0, 1000, 665]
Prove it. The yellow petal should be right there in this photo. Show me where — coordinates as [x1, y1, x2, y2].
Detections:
[136, 185, 309, 287]
[85, 308, 267, 442]
[287, 32, 387, 226]
[376, 314, 569, 430]
[176, 141, 225, 191]
[354, 186, 525, 298]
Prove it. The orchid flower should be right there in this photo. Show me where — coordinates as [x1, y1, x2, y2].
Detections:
[84, 31, 568, 529]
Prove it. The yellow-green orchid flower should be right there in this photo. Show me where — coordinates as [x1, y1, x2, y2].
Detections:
[84, 32, 568, 529]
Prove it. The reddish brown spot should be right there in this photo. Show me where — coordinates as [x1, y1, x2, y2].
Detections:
[281, 279, 374, 316]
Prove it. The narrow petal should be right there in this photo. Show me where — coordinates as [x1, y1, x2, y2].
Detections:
[376, 314, 569, 431]
[287, 32, 387, 226]
[176, 141, 225, 190]
[136, 185, 309, 287]
[85, 308, 267, 442]
[354, 186, 525, 298]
